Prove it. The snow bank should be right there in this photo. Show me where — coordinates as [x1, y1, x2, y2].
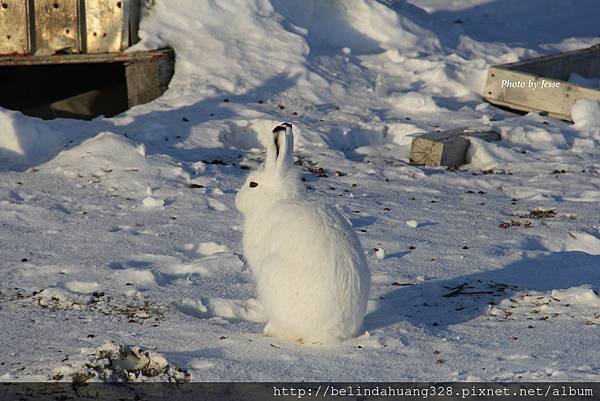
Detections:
[132, 0, 441, 105]
[571, 99, 600, 131]
[501, 124, 567, 151]
[542, 231, 600, 256]
[551, 286, 600, 308]
[569, 100, 600, 152]
[0, 109, 66, 169]
[42, 132, 192, 203]
[134, 0, 308, 99]
[490, 285, 600, 324]
[465, 137, 526, 171]
[271, 0, 439, 54]
[175, 297, 266, 322]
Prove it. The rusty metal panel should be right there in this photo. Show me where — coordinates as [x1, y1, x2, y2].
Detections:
[34, 0, 80, 54]
[84, 0, 126, 53]
[0, 0, 31, 55]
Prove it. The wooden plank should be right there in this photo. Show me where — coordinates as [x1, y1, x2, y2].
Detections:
[0, 0, 30, 55]
[410, 128, 500, 168]
[0, 47, 174, 65]
[156, 50, 174, 90]
[484, 67, 600, 121]
[125, 60, 162, 107]
[84, 0, 125, 53]
[499, 44, 600, 80]
[34, 0, 81, 54]
[484, 45, 600, 121]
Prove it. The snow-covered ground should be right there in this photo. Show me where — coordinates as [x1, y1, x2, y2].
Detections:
[1, 0, 599, 382]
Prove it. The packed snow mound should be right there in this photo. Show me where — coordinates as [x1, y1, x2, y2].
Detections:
[134, 0, 439, 101]
[542, 231, 600, 256]
[176, 297, 266, 322]
[134, 0, 308, 99]
[465, 137, 526, 171]
[551, 286, 600, 308]
[42, 132, 199, 202]
[0, 109, 65, 169]
[406, 0, 494, 12]
[571, 99, 600, 133]
[271, 0, 439, 54]
[489, 285, 600, 324]
[502, 124, 567, 151]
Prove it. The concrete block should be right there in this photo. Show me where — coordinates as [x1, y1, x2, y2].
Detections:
[409, 128, 500, 168]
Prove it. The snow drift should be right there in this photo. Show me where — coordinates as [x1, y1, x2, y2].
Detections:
[0, 110, 65, 170]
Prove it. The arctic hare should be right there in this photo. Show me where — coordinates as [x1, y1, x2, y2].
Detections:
[235, 123, 371, 344]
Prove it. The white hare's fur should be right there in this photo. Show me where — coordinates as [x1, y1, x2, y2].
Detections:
[235, 123, 371, 344]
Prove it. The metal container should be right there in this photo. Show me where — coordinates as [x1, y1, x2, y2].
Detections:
[0, 0, 141, 55]
[34, 0, 81, 54]
[84, 0, 141, 53]
[0, 0, 32, 55]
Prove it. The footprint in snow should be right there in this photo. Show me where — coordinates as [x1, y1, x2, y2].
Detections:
[182, 241, 230, 256]
[197, 241, 230, 256]
[63, 281, 100, 294]
[142, 196, 165, 208]
[176, 297, 266, 323]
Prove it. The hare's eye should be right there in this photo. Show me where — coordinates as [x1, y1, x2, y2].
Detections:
[249, 181, 259, 188]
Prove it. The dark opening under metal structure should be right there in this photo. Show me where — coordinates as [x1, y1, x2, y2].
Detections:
[0, 48, 174, 120]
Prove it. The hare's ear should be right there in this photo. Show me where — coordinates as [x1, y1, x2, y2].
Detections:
[265, 126, 282, 170]
[275, 123, 294, 172]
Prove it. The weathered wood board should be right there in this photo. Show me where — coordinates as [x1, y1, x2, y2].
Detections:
[0, 47, 171, 65]
[125, 61, 162, 107]
[410, 128, 501, 168]
[0, 0, 31, 55]
[34, 0, 81, 54]
[484, 45, 600, 121]
[125, 48, 174, 107]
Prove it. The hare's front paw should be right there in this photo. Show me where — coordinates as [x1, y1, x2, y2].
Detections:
[262, 322, 279, 337]
[263, 322, 304, 343]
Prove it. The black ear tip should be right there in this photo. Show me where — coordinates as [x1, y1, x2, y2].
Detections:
[272, 125, 286, 133]
[281, 122, 292, 128]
